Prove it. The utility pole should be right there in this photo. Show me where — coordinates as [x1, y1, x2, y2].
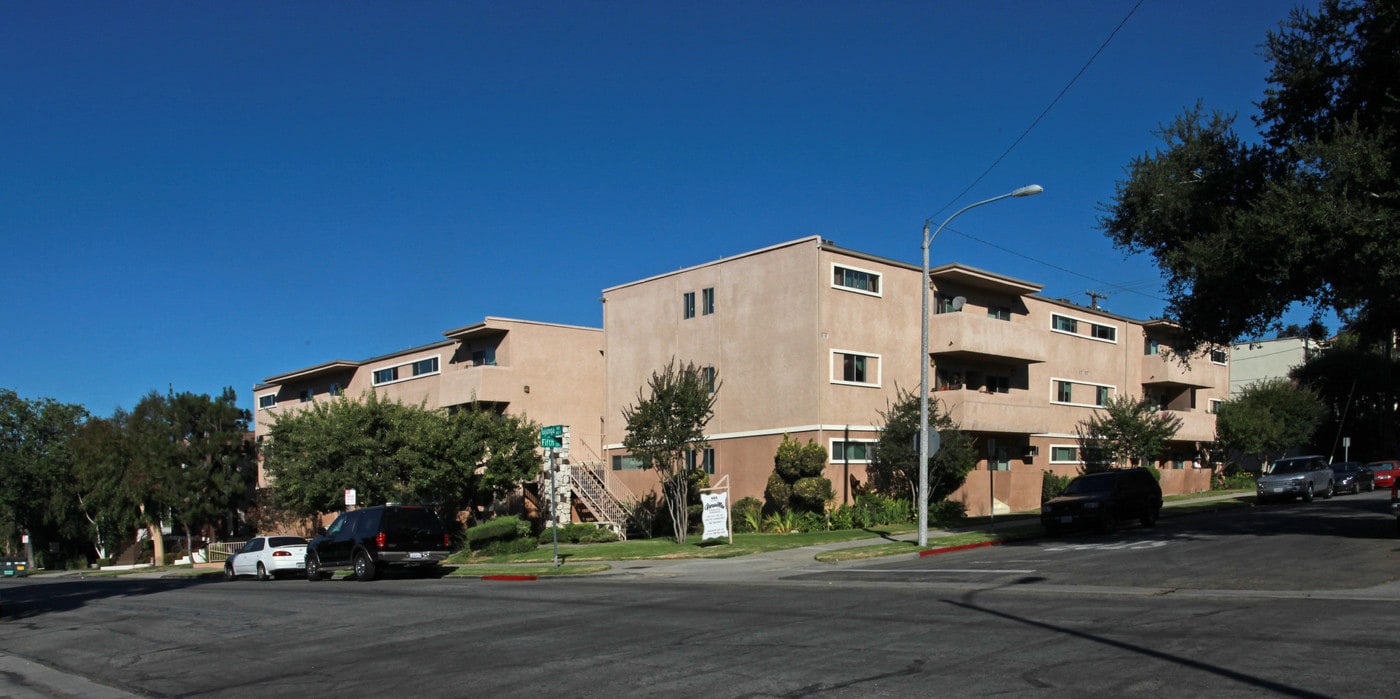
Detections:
[1086, 290, 1108, 310]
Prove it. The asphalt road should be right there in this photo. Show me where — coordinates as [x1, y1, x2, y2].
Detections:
[2, 491, 1398, 698]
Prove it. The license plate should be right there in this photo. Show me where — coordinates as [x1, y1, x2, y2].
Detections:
[1272, 487, 1284, 493]
[1059, 516, 1072, 524]
[408, 552, 425, 559]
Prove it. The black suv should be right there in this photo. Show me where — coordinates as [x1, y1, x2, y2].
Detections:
[306, 505, 452, 581]
[1040, 468, 1163, 535]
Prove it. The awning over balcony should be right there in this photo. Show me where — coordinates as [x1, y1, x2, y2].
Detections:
[262, 360, 361, 386]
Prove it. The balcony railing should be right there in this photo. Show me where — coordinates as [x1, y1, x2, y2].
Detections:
[927, 313, 1046, 364]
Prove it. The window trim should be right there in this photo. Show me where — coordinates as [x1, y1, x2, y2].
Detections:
[1050, 377, 1117, 408]
[683, 291, 696, 319]
[372, 354, 442, 387]
[1049, 445, 1080, 464]
[701, 287, 715, 315]
[258, 394, 277, 410]
[1210, 348, 1229, 365]
[830, 262, 883, 297]
[829, 439, 876, 464]
[1050, 312, 1119, 344]
[830, 349, 882, 387]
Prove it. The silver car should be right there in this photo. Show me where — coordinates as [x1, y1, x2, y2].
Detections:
[1257, 455, 1334, 503]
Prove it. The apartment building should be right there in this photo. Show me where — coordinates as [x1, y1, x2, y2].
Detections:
[601, 237, 1223, 516]
[1228, 336, 1325, 397]
[252, 317, 606, 488]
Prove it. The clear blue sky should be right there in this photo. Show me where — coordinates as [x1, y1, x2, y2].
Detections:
[2, 1, 1313, 416]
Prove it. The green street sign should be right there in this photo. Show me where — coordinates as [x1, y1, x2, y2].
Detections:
[540, 424, 564, 448]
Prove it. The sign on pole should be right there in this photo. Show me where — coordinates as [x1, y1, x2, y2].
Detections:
[700, 475, 732, 543]
[344, 488, 357, 507]
[540, 424, 564, 449]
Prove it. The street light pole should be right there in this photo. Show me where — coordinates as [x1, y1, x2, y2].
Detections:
[918, 184, 1043, 547]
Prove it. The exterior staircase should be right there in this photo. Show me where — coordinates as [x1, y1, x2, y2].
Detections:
[570, 462, 632, 539]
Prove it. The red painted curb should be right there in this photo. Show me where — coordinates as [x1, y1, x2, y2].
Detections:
[481, 575, 538, 581]
[919, 541, 1000, 557]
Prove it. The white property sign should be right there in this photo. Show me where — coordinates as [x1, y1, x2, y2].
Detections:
[700, 492, 729, 541]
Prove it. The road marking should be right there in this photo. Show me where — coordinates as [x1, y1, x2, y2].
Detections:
[842, 568, 1036, 574]
[1043, 541, 1168, 552]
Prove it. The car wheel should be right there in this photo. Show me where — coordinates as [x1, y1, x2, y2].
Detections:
[1324, 482, 1334, 499]
[256, 562, 269, 581]
[306, 554, 324, 582]
[1303, 483, 1315, 502]
[1141, 507, 1159, 528]
[224, 562, 235, 581]
[353, 552, 377, 582]
[1367, 482, 1375, 492]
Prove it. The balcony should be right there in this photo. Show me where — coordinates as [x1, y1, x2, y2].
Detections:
[439, 362, 513, 408]
[936, 388, 1052, 434]
[1163, 409, 1217, 442]
[927, 312, 1046, 364]
[1141, 353, 1213, 389]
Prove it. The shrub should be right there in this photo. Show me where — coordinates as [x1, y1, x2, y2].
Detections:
[828, 505, 857, 530]
[763, 472, 792, 513]
[465, 515, 531, 551]
[1214, 467, 1256, 490]
[853, 494, 912, 526]
[624, 494, 661, 539]
[791, 477, 835, 511]
[1142, 463, 1162, 481]
[762, 511, 795, 534]
[539, 523, 621, 544]
[793, 511, 826, 533]
[733, 497, 763, 533]
[928, 500, 966, 526]
[1042, 471, 1072, 502]
[481, 538, 539, 556]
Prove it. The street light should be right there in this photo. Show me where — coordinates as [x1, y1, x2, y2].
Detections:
[918, 184, 1043, 546]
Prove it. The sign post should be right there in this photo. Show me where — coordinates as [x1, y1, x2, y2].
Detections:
[540, 425, 565, 567]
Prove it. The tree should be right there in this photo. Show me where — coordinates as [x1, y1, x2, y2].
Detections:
[1100, 0, 1400, 352]
[1076, 396, 1182, 472]
[867, 387, 976, 505]
[263, 392, 538, 527]
[1288, 338, 1398, 460]
[621, 360, 717, 544]
[165, 389, 257, 559]
[1215, 378, 1327, 469]
[765, 435, 833, 514]
[0, 390, 88, 564]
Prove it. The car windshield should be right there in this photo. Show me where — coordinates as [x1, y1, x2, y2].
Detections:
[1062, 474, 1116, 495]
[1270, 462, 1306, 475]
[269, 536, 307, 547]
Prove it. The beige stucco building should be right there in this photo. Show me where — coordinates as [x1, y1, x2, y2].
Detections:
[253, 237, 1225, 522]
[601, 237, 1222, 516]
[252, 317, 606, 489]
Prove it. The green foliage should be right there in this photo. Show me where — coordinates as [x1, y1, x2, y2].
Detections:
[539, 523, 620, 544]
[621, 360, 718, 544]
[1214, 467, 1257, 491]
[465, 515, 532, 551]
[264, 392, 539, 522]
[1041, 471, 1072, 502]
[623, 493, 661, 540]
[732, 497, 763, 534]
[927, 500, 966, 526]
[761, 510, 794, 534]
[1100, 0, 1400, 351]
[792, 511, 826, 533]
[1077, 395, 1182, 471]
[827, 494, 914, 530]
[766, 435, 833, 515]
[481, 537, 539, 556]
[1215, 378, 1327, 464]
[1289, 344, 1397, 461]
[867, 387, 977, 505]
[0, 390, 89, 558]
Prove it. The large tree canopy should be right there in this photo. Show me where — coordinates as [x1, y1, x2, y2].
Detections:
[867, 388, 976, 505]
[1215, 378, 1327, 468]
[1100, 0, 1400, 351]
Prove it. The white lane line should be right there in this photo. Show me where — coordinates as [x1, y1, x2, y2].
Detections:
[840, 568, 1036, 574]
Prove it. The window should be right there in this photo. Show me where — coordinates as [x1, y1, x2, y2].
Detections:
[701, 366, 717, 393]
[1208, 399, 1224, 414]
[299, 389, 313, 403]
[1091, 323, 1117, 342]
[1056, 380, 1072, 403]
[988, 440, 1011, 471]
[471, 349, 496, 366]
[258, 394, 277, 409]
[1050, 446, 1079, 463]
[1210, 348, 1228, 364]
[833, 351, 880, 386]
[832, 264, 881, 295]
[412, 357, 439, 376]
[987, 306, 1011, 321]
[373, 367, 399, 385]
[1145, 338, 1161, 355]
[986, 376, 1010, 394]
[831, 440, 874, 463]
[702, 287, 715, 315]
[683, 292, 696, 319]
[1096, 386, 1111, 406]
[1052, 314, 1078, 333]
[611, 455, 644, 471]
[329, 383, 343, 397]
[686, 448, 715, 475]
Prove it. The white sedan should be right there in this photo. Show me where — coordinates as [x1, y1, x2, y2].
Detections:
[224, 536, 308, 581]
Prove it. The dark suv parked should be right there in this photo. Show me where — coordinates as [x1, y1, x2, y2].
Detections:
[306, 505, 452, 581]
[1040, 468, 1163, 535]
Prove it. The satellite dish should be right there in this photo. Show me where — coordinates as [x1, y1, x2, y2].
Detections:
[951, 296, 966, 311]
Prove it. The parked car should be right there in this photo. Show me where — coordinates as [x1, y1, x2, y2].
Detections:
[1392, 480, 1399, 535]
[224, 535, 308, 581]
[1256, 455, 1334, 503]
[306, 505, 452, 582]
[1367, 460, 1399, 490]
[1040, 468, 1163, 535]
[1330, 462, 1374, 494]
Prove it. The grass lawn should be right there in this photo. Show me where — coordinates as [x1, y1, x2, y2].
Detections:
[450, 527, 913, 565]
[814, 523, 1046, 562]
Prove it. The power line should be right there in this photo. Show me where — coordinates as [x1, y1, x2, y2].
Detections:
[927, 0, 1148, 220]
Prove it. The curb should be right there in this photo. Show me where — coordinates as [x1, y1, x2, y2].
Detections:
[919, 541, 1001, 557]
[481, 575, 538, 581]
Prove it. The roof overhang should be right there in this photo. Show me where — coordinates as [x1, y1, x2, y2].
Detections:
[928, 264, 1042, 296]
[262, 360, 361, 386]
